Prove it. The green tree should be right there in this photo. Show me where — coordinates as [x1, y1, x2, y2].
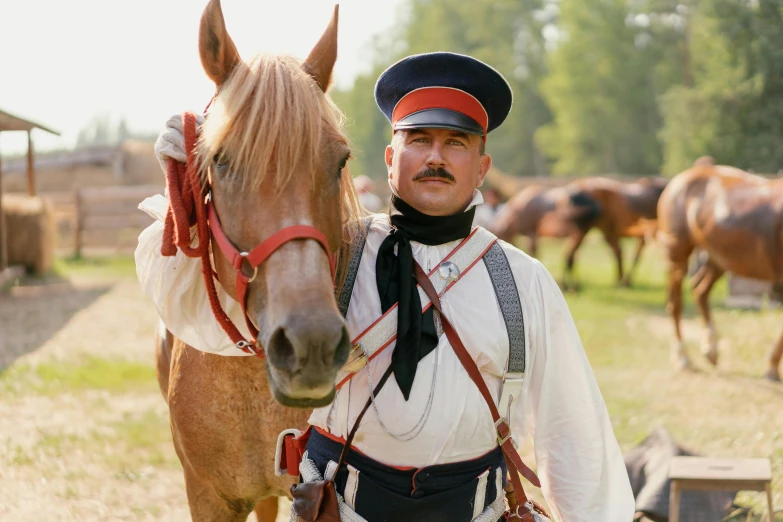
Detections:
[537, 0, 663, 175]
[659, 0, 783, 174]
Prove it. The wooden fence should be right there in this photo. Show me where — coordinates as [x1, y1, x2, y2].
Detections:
[71, 185, 163, 257]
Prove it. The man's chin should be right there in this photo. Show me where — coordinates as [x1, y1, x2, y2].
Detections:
[407, 194, 463, 216]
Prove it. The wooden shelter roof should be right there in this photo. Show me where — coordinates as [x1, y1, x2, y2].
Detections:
[0, 108, 59, 135]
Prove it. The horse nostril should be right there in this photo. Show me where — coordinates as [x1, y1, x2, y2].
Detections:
[267, 327, 296, 373]
[332, 327, 350, 368]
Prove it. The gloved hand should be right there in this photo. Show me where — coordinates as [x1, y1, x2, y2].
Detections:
[154, 113, 206, 175]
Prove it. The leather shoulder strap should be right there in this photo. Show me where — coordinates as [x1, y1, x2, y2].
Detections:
[413, 261, 545, 521]
[335, 215, 374, 318]
[335, 226, 497, 390]
[482, 241, 526, 373]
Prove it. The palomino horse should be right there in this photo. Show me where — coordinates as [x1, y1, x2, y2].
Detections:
[490, 176, 667, 289]
[657, 157, 783, 381]
[154, 2, 364, 520]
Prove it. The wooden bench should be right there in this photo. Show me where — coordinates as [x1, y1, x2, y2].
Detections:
[668, 456, 774, 522]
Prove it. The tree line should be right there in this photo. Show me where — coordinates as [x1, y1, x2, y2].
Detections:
[332, 0, 783, 179]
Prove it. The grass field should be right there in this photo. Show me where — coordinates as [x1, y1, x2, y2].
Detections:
[528, 233, 783, 519]
[1, 234, 781, 520]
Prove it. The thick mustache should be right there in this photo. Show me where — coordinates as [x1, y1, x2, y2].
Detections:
[413, 168, 455, 182]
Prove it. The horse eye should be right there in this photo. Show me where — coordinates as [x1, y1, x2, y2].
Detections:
[213, 153, 230, 174]
[336, 155, 349, 177]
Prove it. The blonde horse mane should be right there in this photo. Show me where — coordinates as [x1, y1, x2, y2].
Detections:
[196, 52, 365, 285]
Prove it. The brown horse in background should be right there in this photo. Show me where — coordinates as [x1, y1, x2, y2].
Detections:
[153, 2, 363, 520]
[488, 184, 572, 256]
[490, 176, 667, 289]
[657, 156, 783, 381]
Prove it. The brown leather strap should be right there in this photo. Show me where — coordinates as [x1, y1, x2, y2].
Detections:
[334, 367, 394, 474]
[413, 262, 542, 511]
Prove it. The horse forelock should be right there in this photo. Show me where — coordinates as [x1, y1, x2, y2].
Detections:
[196, 53, 345, 192]
[195, 52, 364, 285]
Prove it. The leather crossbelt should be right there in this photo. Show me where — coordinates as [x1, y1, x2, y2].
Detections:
[334, 226, 497, 390]
[413, 262, 549, 522]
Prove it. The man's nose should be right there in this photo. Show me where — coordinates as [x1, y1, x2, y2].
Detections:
[425, 142, 446, 168]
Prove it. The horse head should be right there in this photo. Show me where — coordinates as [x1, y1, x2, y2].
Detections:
[195, 0, 360, 407]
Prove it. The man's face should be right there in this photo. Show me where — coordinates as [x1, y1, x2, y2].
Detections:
[385, 128, 492, 216]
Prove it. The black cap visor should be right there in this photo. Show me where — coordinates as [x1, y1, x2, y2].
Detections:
[393, 109, 485, 136]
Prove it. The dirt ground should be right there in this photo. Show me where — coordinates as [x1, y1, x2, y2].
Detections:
[1, 242, 782, 520]
[0, 264, 292, 521]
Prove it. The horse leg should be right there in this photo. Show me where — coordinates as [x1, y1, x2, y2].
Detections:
[692, 262, 724, 366]
[667, 259, 692, 371]
[181, 464, 254, 522]
[254, 497, 280, 522]
[528, 233, 538, 259]
[765, 330, 783, 382]
[602, 231, 625, 287]
[621, 236, 646, 287]
[563, 229, 587, 291]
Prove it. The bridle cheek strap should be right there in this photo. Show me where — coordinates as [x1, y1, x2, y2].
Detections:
[206, 200, 335, 356]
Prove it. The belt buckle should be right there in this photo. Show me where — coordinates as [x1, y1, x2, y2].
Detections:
[341, 343, 367, 373]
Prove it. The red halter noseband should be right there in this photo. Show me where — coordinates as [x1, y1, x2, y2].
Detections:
[206, 197, 335, 354]
[161, 111, 335, 358]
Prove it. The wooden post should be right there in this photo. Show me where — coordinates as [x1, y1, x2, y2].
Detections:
[0, 134, 6, 271]
[26, 130, 36, 197]
[669, 479, 681, 522]
[73, 188, 82, 259]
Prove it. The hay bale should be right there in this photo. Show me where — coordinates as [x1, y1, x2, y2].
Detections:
[2, 194, 57, 274]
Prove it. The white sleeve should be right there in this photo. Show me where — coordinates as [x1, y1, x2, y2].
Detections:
[511, 259, 634, 521]
[134, 196, 252, 357]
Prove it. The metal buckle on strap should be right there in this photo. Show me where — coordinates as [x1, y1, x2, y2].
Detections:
[238, 252, 259, 283]
[495, 416, 513, 446]
[341, 343, 367, 373]
[498, 370, 524, 444]
[495, 387, 517, 446]
[236, 340, 257, 355]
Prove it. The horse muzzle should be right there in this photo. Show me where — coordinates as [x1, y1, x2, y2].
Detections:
[263, 310, 350, 408]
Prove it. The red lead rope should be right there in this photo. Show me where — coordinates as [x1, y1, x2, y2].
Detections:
[160, 112, 260, 355]
[159, 111, 336, 358]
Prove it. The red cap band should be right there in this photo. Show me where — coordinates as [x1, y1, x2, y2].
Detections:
[392, 87, 488, 134]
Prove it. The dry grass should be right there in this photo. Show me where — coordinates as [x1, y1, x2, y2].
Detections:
[0, 236, 781, 520]
[526, 233, 783, 519]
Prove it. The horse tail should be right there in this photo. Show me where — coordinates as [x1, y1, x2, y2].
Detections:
[565, 191, 601, 232]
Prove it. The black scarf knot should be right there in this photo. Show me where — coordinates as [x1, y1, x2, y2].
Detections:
[375, 195, 476, 400]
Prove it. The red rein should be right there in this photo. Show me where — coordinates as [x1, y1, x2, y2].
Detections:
[160, 112, 334, 357]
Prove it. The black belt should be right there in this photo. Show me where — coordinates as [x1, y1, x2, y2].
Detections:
[305, 428, 507, 522]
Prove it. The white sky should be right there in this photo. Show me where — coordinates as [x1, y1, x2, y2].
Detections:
[0, 0, 406, 155]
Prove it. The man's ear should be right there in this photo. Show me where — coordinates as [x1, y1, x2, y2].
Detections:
[385, 145, 394, 179]
[477, 153, 492, 187]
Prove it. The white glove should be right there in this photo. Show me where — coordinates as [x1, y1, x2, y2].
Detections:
[154, 113, 206, 176]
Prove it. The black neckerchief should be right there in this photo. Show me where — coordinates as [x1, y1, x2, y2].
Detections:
[375, 195, 476, 400]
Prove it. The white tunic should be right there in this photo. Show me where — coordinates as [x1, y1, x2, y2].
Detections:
[134, 191, 635, 522]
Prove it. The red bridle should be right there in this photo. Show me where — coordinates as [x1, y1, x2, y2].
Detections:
[161, 111, 335, 358]
[206, 197, 335, 355]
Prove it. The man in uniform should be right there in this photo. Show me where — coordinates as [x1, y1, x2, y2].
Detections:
[136, 52, 634, 521]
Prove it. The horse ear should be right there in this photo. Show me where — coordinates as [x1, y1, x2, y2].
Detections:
[302, 5, 339, 92]
[198, 0, 240, 88]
